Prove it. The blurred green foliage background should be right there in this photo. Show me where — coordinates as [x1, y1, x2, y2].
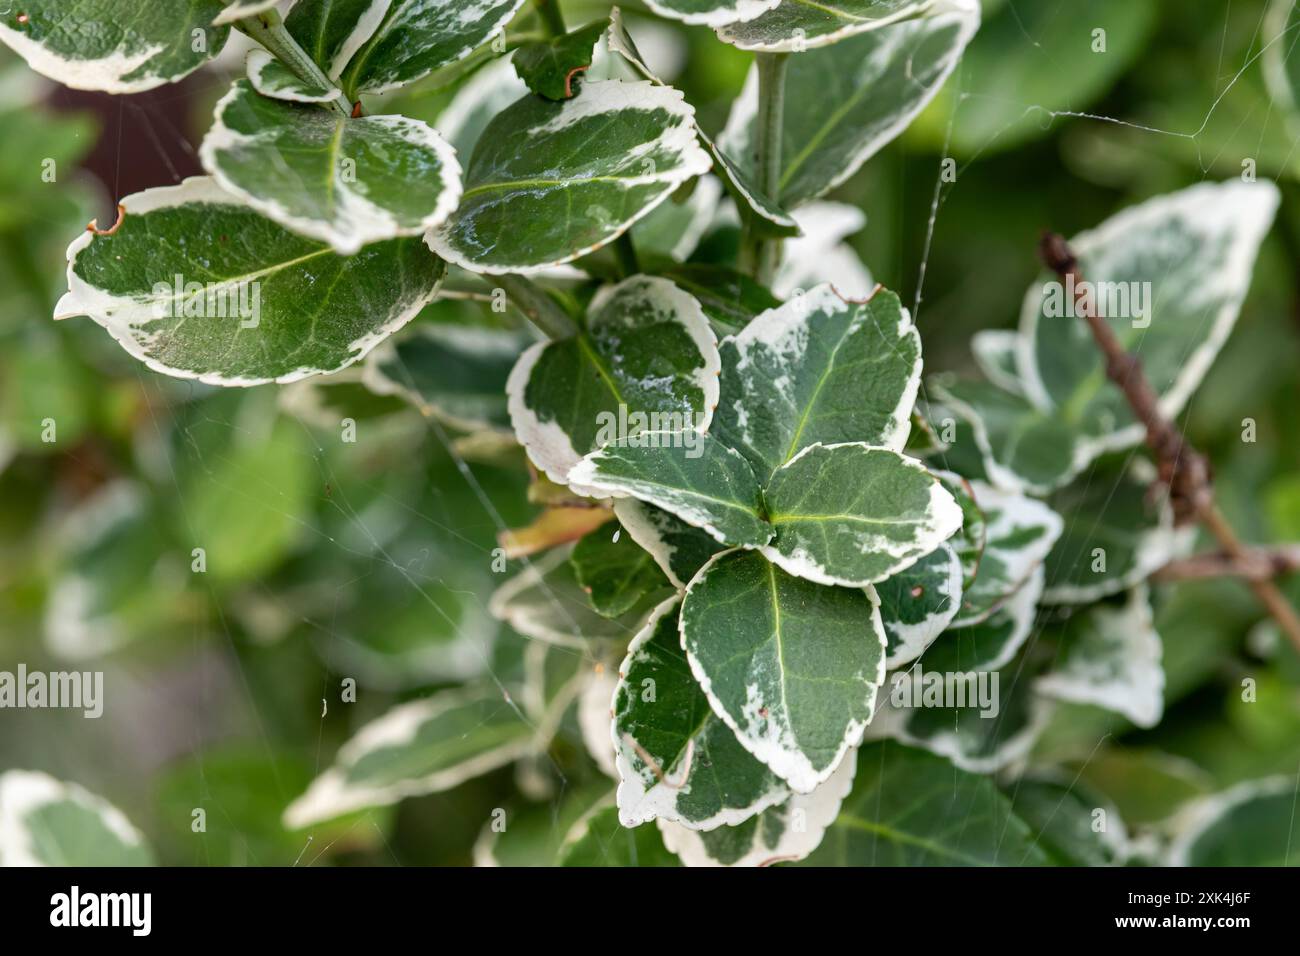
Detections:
[2, 0, 1299, 865]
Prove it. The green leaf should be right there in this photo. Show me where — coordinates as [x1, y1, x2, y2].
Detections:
[642, 0, 781, 28]
[935, 470, 985, 588]
[681, 550, 886, 792]
[878, 541, 964, 668]
[720, 0, 979, 204]
[365, 319, 529, 433]
[802, 741, 1054, 865]
[921, 567, 1042, 673]
[1011, 777, 1129, 867]
[763, 443, 963, 587]
[714, 286, 922, 484]
[930, 377, 1081, 495]
[513, 17, 609, 100]
[1042, 459, 1192, 604]
[507, 274, 719, 491]
[558, 802, 682, 865]
[716, 0, 934, 53]
[1035, 587, 1164, 729]
[606, 8, 799, 236]
[489, 545, 658, 648]
[658, 264, 782, 336]
[1078, 748, 1211, 827]
[1167, 778, 1300, 865]
[435, 56, 528, 159]
[246, 49, 340, 103]
[284, 0, 392, 81]
[570, 435, 774, 550]
[0, 1, 228, 93]
[1023, 180, 1279, 451]
[969, 329, 1026, 397]
[772, 202, 873, 298]
[632, 177, 723, 263]
[657, 747, 856, 865]
[614, 599, 789, 828]
[873, 653, 1053, 774]
[0, 771, 152, 866]
[284, 685, 536, 827]
[336, 0, 529, 95]
[522, 640, 592, 735]
[949, 478, 1061, 627]
[59, 177, 445, 386]
[474, 784, 611, 865]
[202, 81, 461, 255]
[571, 524, 672, 618]
[612, 498, 724, 588]
[215, 1, 280, 25]
[430, 80, 712, 273]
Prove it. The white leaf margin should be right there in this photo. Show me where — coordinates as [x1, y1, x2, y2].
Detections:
[657, 745, 857, 866]
[426, 79, 714, 276]
[570, 434, 766, 547]
[0, 12, 225, 94]
[1164, 775, 1298, 866]
[0, 770, 150, 866]
[246, 49, 339, 103]
[760, 442, 964, 589]
[643, 0, 782, 29]
[681, 550, 888, 793]
[282, 686, 535, 828]
[612, 597, 790, 830]
[200, 84, 463, 255]
[612, 497, 709, 588]
[969, 329, 1027, 397]
[716, 0, 937, 53]
[214, 0, 282, 26]
[949, 476, 1063, 627]
[1015, 180, 1281, 436]
[507, 274, 720, 496]
[58, 176, 442, 387]
[486, 547, 599, 649]
[882, 539, 964, 669]
[1035, 585, 1165, 729]
[722, 283, 923, 459]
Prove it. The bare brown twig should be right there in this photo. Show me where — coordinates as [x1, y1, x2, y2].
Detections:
[1037, 231, 1300, 651]
[1154, 546, 1300, 582]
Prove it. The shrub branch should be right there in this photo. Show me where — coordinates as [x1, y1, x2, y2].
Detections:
[1037, 231, 1300, 650]
[497, 275, 577, 339]
[739, 52, 789, 285]
[236, 10, 354, 117]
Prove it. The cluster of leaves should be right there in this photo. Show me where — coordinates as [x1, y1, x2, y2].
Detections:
[2, 0, 1300, 867]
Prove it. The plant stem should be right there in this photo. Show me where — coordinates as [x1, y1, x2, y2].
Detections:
[1155, 545, 1300, 582]
[497, 275, 577, 339]
[1038, 231, 1300, 652]
[535, 0, 566, 36]
[236, 10, 354, 117]
[614, 232, 640, 277]
[739, 52, 789, 285]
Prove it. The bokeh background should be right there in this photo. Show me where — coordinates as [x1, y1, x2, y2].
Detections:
[1, 0, 1298, 865]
